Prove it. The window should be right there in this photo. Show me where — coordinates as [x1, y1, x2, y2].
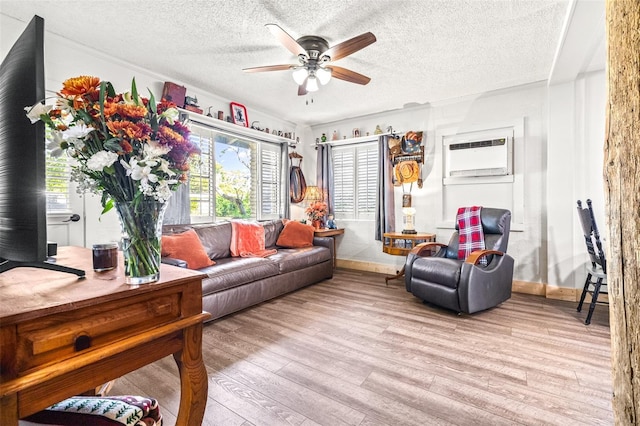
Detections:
[188, 123, 284, 221]
[332, 142, 378, 220]
[45, 129, 71, 213]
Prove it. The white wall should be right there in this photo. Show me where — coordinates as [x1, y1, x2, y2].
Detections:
[303, 71, 605, 290]
[308, 83, 549, 282]
[547, 70, 606, 290]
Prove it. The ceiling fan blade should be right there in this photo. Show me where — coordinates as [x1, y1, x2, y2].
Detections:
[265, 24, 307, 57]
[242, 64, 294, 73]
[298, 78, 308, 96]
[323, 32, 376, 61]
[328, 66, 371, 85]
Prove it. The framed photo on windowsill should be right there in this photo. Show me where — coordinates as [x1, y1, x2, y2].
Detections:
[230, 102, 248, 127]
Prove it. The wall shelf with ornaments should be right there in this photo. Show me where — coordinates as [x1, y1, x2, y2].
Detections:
[179, 108, 297, 146]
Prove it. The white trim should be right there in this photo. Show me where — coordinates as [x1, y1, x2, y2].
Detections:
[181, 109, 296, 145]
[316, 132, 400, 147]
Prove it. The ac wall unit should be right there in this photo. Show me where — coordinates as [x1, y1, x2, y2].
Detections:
[444, 136, 513, 179]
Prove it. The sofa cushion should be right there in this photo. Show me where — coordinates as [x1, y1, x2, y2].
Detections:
[276, 220, 315, 248]
[192, 222, 232, 259]
[198, 257, 280, 294]
[267, 246, 331, 274]
[262, 219, 284, 248]
[230, 220, 276, 257]
[161, 229, 215, 269]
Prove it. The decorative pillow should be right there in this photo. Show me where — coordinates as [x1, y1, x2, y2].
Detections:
[161, 229, 215, 269]
[276, 220, 315, 248]
[230, 220, 277, 258]
[24, 395, 162, 426]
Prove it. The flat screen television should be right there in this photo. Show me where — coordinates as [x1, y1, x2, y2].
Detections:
[0, 15, 84, 277]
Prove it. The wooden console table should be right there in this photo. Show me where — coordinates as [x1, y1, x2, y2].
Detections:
[382, 232, 436, 284]
[0, 246, 210, 425]
[314, 228, 344, 268]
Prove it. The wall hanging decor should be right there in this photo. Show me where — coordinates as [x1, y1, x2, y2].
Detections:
[390, 131, 425, 188]
[230, 102, 248, 127]
[289, 151, 307, 203]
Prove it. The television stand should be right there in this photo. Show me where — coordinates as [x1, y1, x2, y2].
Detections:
[0, 259, 85, 277]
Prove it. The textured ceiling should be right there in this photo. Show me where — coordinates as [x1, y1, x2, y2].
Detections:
[1, 0, 570, 126]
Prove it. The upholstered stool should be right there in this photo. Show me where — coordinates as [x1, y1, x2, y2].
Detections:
[20, 395, 162, 426]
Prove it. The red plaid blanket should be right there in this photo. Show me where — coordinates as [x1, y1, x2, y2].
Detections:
[457, 206, 487, 265]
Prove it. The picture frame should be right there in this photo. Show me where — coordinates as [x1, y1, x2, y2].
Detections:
[402, 193, 412, 208]
[230, 102, 248, 127]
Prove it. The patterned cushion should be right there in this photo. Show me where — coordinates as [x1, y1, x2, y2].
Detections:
[23, 395, 162, 426]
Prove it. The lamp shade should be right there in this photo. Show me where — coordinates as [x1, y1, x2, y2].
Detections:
[292, 67, 309, 85]
[316, 67, 332, 85]
[306, 75, 319, 92]
[305, 186, 322, 203]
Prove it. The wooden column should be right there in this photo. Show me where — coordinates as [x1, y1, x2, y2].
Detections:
[604, 1, 640, 424]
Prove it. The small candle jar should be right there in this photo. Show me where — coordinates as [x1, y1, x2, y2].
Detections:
[92, 243, 118, 272]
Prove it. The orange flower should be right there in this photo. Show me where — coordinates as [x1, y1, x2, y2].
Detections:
[305, 201, 327, 220]
[102, 101, 119, 118]
[118, 103, 148, 120]
[157, 125, 185, 146]
[60, 75, 101, 97]
[107, 120, 151, 141]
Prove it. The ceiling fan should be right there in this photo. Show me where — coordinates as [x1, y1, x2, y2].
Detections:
[243, 24, 376, 96]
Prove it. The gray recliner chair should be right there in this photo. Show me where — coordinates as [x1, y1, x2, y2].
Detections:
[405, 208, 514, 314]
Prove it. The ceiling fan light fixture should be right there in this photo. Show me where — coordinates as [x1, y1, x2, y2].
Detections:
[306, 75, 319, 92]
[292, 67, 309, 85]
[316, 67, 332, 85]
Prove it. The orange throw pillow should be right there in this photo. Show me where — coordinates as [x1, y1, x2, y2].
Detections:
[276, 220, 315, 248]
[161, 229, 215, 269]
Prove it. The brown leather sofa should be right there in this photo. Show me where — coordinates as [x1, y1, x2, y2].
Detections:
[162, 220, 334, 321]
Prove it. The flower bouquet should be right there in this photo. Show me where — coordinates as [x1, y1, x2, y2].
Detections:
[305, 201, 328, 228]
[26, 76, 200, 283]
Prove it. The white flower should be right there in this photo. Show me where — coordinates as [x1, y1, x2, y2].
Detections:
[157, 158, 175, 175]
[24, 103, 53, 123]
[144, 140, 171, 160]
[154, 180, 174, 202]
[160, 107, 179, 125]
[120, 158, 137, 176]
[46, 131, 66, 157]
[86, 151, 118, 171]
[123, 159, 158, 185]
[133, 165, 158, 184]
[61, 122, 94, 141]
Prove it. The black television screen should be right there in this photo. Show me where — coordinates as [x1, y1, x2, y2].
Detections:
[0, 15, 84, 277]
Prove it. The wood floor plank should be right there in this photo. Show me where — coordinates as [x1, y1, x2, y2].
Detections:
[277, 361, 454, 426]
[202, 343, 367, 426]
[360, 369, 515, 425]
[109, 269, 612, 425]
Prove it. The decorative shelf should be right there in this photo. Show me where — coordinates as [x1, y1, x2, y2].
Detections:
[179, 108, 297, 145]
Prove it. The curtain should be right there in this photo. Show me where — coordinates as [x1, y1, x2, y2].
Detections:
[164, 182, 190, 225]
[375, 135, 395, 240]
[316, 144, 334, 214]
[282, 144, 291, 218]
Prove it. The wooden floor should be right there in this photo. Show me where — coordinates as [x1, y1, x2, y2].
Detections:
[112, 269, 613, 426]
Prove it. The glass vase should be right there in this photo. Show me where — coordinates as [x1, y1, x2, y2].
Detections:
[115, 200, 168, 285]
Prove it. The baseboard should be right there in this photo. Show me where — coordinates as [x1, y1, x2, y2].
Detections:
[337, 259, 398, 275]
[336, 260, 596, 303]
